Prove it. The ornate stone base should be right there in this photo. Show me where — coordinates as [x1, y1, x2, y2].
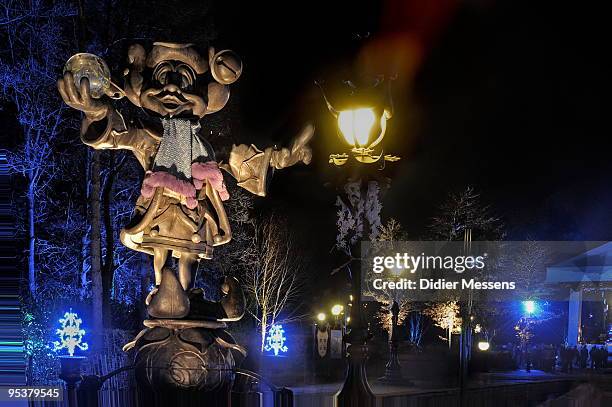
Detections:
[131, 318, 245, 392]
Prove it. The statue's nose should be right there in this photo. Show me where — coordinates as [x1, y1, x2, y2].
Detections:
[164, 83, 180, 94]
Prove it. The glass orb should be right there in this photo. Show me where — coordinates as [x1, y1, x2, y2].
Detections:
[63, 53, 110, 98]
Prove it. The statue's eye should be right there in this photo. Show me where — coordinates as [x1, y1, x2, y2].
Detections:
[176, 65, 196, 89]
[180, 75, 189, 89]
[153, 63, 172, 85]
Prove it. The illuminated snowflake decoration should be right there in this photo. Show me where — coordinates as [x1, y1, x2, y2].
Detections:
[52, 309, 88, 357]
[264, 324, 288, 356]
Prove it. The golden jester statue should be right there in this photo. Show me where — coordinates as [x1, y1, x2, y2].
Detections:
[58, 43, 313, 324]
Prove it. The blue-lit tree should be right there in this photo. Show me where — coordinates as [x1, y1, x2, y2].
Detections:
[0, 0, 78, 296]
[23, 307, 59, 385]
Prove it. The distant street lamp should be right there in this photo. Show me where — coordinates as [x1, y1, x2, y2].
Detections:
[332, 304, 344, 316]
[477, 341, 490, 351]
[317, 313, 327, 323]
[523, 300, 537, 315]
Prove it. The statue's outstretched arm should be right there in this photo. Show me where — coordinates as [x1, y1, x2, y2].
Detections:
[221, 123, 314, 196]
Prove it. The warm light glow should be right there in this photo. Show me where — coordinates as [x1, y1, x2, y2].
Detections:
[317, 313, 326, 322]
[477, 341, 490, 351]
[337, 108, 376, 147]
[346, 316, 351, 323]
[474, 324, 482, 334]
[331, 304, 344, 316]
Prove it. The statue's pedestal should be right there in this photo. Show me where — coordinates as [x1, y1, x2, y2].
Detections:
[126, 268, 248, 405]
[131, 319, 245, 406]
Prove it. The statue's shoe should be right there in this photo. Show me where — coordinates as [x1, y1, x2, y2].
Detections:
[145, 287, 159, 306]
[147, 268, 190, 319]
[219, 277, 245, 321]
[187, 277, 245, 322]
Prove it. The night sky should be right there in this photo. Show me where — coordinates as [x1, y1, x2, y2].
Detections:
[211, 0, 612, 242]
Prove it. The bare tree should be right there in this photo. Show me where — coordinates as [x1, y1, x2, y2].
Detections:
[243, 214, 307, 352]
[505, 239, 549, 298]
[364, 219, 413, 331]
[429, 186, 504, 241]
[423, 301, 461, 348]
[425, 186, 504, 350]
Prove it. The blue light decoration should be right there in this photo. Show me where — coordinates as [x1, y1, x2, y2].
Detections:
[264, 324, 288, 356]
[52, 309, 88, 357]
[522, 300, 537, 315]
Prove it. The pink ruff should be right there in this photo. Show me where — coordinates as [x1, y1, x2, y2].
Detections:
[191, 162, 230, 201]
[141, 171, 198, 209]
[140, 162, 230, 209]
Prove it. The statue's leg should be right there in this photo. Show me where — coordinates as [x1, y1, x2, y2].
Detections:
[146, 247, 168, 306]
[178, 253, 198, 291]
[153, 247, 169, 286]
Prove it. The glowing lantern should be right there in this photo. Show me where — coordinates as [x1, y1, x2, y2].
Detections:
[317, 79, 399, 166]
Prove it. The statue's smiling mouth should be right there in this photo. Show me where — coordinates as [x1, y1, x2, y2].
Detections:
[141, 87, 206, 118]
[157, 93, 189, 111]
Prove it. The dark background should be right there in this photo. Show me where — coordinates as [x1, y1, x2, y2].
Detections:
[207, 0, 612, 241]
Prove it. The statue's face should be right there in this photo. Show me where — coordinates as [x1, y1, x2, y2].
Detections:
[140, 60, 207, 118]
[125, 43, 235, 120]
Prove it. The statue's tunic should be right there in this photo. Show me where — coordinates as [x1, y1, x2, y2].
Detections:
[81, 108, 274, 259]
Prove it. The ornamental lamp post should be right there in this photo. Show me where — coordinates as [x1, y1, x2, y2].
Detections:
[317, 79, 400, 168]
[318, 76, 400, 407]
[379, 300, 406, 385]
[54, 309, 89, 407]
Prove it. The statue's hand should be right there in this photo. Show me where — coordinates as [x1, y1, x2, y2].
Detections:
[270, 123, 314, 169]
[57, 72, 109, 122]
